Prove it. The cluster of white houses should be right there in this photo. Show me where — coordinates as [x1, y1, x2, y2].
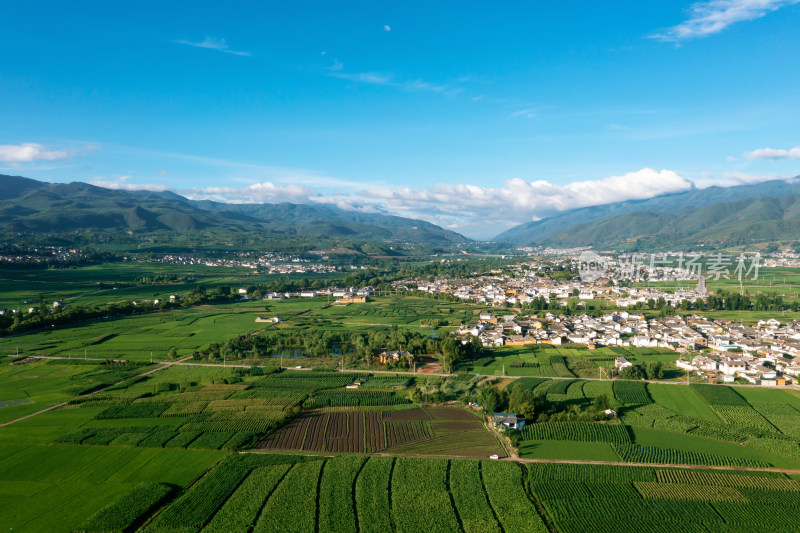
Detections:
[457, 310, 800, 386]
[674, 318, 800, 385]
[406, 271, 704, 309]
[456, 311, 705, 350]
[152, 253, 337, 274]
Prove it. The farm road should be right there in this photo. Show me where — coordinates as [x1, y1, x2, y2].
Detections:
[239, 447, 800, 476]
[506, 456, 800, 476]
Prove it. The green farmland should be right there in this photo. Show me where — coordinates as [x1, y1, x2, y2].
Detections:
[0, 294, 479, 362]
[510, 377, 800, 471]
[470, 344, 680, 379]
[0, 262, 262, 309]
[1, 357, 800, 531]
[3, 268, 800, 532]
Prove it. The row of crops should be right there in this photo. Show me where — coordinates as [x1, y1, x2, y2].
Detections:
[611, 443, 770, 468]
[523, 375, 800, 467]
[527, 463, 800, 533]
[303, 391, 411, 408]
[55, 424, 261, 450]
[613, 380, 652, 404]
[490, 355, 800, 476]
[518, 422, 631, 444]
[258, 409, 440, 453]
[104, 455, 800, 533]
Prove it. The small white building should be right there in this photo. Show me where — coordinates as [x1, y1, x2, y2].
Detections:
[615, 357, 633, 370]
[493, 413, 526, 430]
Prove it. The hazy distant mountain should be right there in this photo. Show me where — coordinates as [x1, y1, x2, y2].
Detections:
[494, 177, 800, 247]
[0, 175, 468, 245]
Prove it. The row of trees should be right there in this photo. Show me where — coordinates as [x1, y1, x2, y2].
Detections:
[197, 325, 488, 370]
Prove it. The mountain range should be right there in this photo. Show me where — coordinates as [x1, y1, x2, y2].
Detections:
[494, 177, 800, 250]
[0, 175, 467, 246]
[3, 174, 800, 251]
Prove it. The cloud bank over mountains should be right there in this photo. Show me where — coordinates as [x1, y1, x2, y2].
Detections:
[81, 166, 800, 239]
[354, 168, 694, 236]
[7, 142, 795, 239]
[86, 168, 698, 239]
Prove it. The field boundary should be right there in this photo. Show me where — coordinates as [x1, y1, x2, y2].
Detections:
[239, 449, 800, 476]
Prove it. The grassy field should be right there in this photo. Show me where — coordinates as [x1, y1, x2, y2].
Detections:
[0, 360, 105, 423]
[0, 299, 323, 360]
[0, 443, 222, 531]
[646, 383, 721, 423]
[672, 309, 800, 325]
[636, 265, 800, 296]
[311, 296, 478, 328]
[0, 263, 266, 309]
[0, 295, 477, 361]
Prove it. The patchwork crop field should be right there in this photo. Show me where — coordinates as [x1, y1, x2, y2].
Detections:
[3, 274, 800, 532]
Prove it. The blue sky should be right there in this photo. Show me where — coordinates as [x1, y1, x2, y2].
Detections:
[1, 0, 800, 238]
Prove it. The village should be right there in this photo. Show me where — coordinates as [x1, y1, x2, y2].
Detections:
[151, 252, 339, 275]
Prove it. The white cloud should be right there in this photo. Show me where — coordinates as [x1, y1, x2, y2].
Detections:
[331, 71, 393, 85]
[694, 171, 792, 187]
[330, 70, 455, 94]
[176, 36, 251, 56]
[384, 25, 391, 32]
[310, 195, 384, 213]
[0, 143, 71, 162]
[651, 0, 800, 41]
[510, 108, 542, 119]
[744, 146, 800, 159]
[183, 182, 315, 204]
[88, 176, 171, 192]
[352, 168, 694, 238]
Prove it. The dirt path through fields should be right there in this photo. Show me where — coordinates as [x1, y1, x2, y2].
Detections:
[505, 456, 800, 475]
[240, 447, 800, 476]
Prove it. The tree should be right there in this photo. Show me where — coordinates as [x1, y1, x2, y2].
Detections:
[479, 386, 500, 414]
[645, 361, 664, 380]
[619, 365, 644, 380]
[593, 394, 610, 412]
[409, 388, 422, 404]
[468, 336, 485, 360]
